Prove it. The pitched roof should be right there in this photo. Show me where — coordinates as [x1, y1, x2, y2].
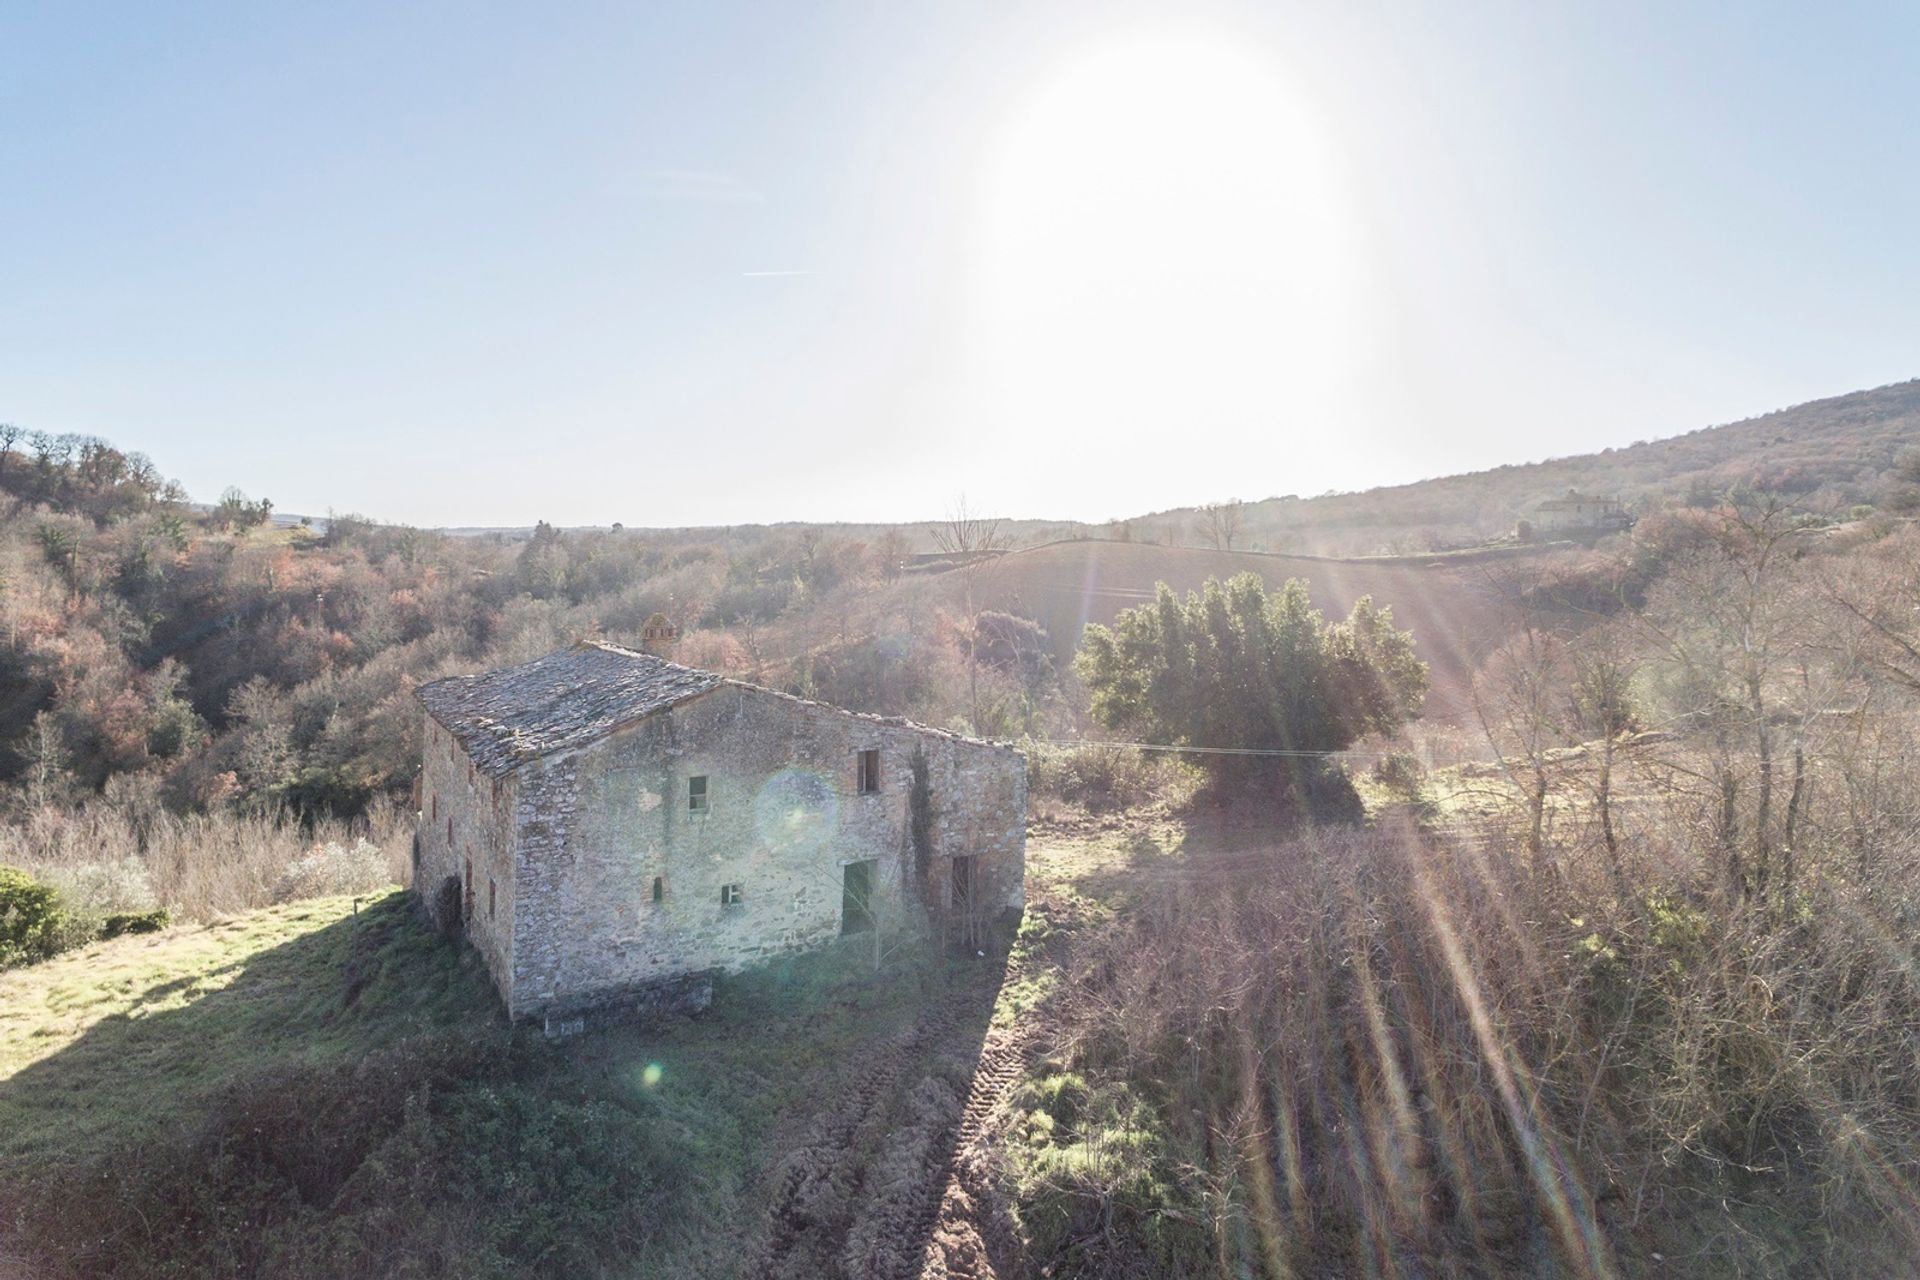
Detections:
[416, 642, 721, 776]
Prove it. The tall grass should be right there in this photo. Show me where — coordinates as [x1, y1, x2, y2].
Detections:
[1, 798, 412, 922]
[1018, 817, 1920, 1277]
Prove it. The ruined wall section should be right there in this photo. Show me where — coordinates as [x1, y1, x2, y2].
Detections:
[506, 685, 1025, 1018]
[417, 711, 519, 1001]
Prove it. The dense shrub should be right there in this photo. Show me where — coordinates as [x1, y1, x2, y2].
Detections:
[1025, 740, 1195, 813]
[273, 838, 391, 902]
[1370, 749, 1423, 793]
[98, 908, 170, 938]
[0, 865, 71, 968]
[1027, 819, 1920, 1277]
[1076, 574, 1427, 788]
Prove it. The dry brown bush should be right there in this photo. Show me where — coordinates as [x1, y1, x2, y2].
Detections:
[1028, 815, 1920, 1277]
[1, 797, 411, 921]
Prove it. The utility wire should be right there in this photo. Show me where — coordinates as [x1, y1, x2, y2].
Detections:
[1041, 738, 1389, 760]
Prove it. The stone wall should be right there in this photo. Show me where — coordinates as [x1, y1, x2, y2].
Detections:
[504, 684, 1025, 1018]
[417, 712, 519, 998]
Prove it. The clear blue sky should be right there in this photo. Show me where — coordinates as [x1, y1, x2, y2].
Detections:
[4, 1, 1917, 528]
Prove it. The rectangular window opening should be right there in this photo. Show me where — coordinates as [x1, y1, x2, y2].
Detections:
[720, 882, 743, 907]
[488, 876, 497, 920]
[651, 875, 664, 904]
[856, 749, 880, 795]
[688, 775, 709, 814]
[841, 859, 876, 935]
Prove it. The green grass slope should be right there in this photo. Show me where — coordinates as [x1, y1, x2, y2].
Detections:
[0, 890, 1007, 1279]
[0, 893, 480, 1167]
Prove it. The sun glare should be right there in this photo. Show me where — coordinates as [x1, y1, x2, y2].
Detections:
[969, 33, 1363, 480]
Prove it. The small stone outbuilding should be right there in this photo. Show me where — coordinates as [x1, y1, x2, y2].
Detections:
[413, 642, 1026, 1020]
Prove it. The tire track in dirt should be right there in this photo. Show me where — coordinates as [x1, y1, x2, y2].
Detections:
[750, 896, 1072, 1280]
[911, 896, 1075, 1280]
[749, 974, 987, 1280]
[909, 1027, 1038, 1280]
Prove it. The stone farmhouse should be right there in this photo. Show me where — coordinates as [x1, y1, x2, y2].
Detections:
[1527, 489, 1632, 536]
[413, 642, 1026, 1020]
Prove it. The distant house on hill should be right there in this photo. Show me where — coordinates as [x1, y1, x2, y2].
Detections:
[413, 642, 1026, 1021]
[1525, 489, 1633, 537]
[638, 612, 679, 655]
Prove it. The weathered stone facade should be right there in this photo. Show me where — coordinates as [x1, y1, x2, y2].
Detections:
[416, 644, 1026, 1019]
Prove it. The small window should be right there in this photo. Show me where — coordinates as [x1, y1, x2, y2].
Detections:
[651, 875, 664, 904]
[688, 775, 709, 813]
[856, 749, 880, 795]
[446, 816, 453, 844]
[431, 794, 437, 822]
[488, 876, 497, 920]
[720, 882, 743, 907]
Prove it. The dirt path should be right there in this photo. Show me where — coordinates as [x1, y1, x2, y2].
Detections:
[747, 911, 1057, 1280]
[747, 967, 1004, 1280]
[909, 1026, 1037, 1280]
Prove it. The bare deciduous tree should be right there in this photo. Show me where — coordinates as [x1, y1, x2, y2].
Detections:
[1199, 498, 1244, 551]
[876, 527, 909, 582]
[1632, 498, 1817, 902]
[1473, 621, 1570, 866]
[934, 496, 1008, 734]
[1564, 625, 1639, 899]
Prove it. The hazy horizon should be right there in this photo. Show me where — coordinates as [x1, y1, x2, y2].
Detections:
[7, 2, 1919, 528]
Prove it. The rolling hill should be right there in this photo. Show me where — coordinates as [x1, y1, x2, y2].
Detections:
[1123, 377, 1920, 555]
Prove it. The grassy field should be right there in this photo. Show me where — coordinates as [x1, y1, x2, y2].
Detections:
[0, 885, 1023, 1278]
[0, 892, 481, 1168]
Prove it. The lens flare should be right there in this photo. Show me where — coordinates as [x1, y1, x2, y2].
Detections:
[754, 766, 841, 856]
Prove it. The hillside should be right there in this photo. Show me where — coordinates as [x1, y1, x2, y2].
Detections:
[1118, 378, 1920, 554]
[414, 381, 1920, 559]
[960, 539, 1533, 721]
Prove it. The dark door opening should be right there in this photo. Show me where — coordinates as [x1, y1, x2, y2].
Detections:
[841, 859, 875, 934]
[951, 855, 975, 911]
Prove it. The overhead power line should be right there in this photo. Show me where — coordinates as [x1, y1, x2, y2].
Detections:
[1042, 738, 1390, 760]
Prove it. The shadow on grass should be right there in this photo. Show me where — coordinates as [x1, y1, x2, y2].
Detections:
[0, 892, 493, 1172]
[0, 891, 1015, 1280]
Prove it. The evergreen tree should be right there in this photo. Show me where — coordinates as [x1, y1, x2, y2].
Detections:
[1075, 574, 1427, 780]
